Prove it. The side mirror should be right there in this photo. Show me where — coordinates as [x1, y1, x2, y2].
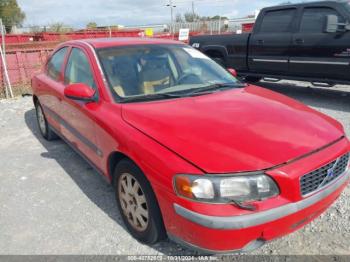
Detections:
[325, 15, 339, 33]
[227, 68, 238, 77]
[64, 83, 96, 102]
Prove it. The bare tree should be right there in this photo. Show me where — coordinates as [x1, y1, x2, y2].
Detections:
[184, 12, 201, 22]
[175, 14, 183, 23]
[49, 23, 72, 33]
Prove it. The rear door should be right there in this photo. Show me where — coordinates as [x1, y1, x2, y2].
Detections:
[248, 8, 297, 74]
[289, 6, 350, 81]
[60, 46, 102, 167]
[38, 47, 69, 132]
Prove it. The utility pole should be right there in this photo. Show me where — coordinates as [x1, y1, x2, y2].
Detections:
[0, 19, 13, 98]
[0, 20, 6, 67]
[166, 0, 176, 38]
[192, 1, 195, 22]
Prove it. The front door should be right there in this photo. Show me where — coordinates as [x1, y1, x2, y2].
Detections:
[289, 6, 350, 81]
[248, 8, 297, 74]
[60, 47, 102, 168]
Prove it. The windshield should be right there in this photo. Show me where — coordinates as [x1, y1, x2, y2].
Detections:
[97, 44, 241, 102]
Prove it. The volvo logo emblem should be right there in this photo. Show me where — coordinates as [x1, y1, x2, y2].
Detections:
[318, 158, 340, 189]
[327, 167, 335, 178]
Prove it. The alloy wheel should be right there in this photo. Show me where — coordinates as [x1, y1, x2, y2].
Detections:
[118, 173, 149, 232]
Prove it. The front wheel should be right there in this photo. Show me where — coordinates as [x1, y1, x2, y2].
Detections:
[114, 159, 166, 244]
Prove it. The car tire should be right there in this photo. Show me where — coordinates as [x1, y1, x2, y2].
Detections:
[35, 101, 59, 141]
[114, 159, 166, 244]
[245, 76, 262, 83]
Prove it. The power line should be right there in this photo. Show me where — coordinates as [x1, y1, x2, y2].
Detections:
[166, 0, 177, 36]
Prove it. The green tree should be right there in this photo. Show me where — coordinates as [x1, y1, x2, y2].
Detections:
[0, 0, 25, 33]
[210, 15, 228, 20]
[86, 22, 97, 29]
[184, 12, 201, 22]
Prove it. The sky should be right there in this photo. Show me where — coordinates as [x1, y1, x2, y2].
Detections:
[17, 0, 305, 28]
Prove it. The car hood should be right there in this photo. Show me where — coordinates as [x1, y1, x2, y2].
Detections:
[121, 85, 344, 173]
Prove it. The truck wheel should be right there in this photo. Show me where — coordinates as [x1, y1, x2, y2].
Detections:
[245, 76, 262, 83]
[35, 102, 59, 141]
[114, 159, 166, 244]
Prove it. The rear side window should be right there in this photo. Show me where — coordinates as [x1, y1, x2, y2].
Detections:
[300, 7, 344, 33]
[259, 9, 296, 33]
[47, 47, 68, 81]
[65, 48, 96, 89]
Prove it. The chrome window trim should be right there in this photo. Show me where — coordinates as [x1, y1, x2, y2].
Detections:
[289, 60, 349, 65]
[76, 40, 115, 102]
[253, 59, 288, 63]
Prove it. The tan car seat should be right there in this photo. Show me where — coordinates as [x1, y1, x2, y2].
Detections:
[103, 56, 141, 97]
[140, 58, 171, 95]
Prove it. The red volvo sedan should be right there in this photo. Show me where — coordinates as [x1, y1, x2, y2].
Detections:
[32, 38, 350, 253]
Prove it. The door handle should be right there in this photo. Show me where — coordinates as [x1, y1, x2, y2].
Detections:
[295, 38, 304, 44]
[257, 39, 264, 45]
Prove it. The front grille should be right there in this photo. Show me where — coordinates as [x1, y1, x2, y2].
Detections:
[300, 153, 350, 196]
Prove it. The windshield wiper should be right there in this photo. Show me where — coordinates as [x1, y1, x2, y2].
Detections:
[119, 83, 246, 103]
[184, 83, 246, 97]
[119, 93, 185, 103]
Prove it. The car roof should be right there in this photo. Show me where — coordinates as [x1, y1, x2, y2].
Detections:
[66, 37, 185, 49]
[262, 0, 347, 11]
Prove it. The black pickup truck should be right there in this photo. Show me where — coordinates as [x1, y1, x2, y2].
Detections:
[190, 1, 350, 85]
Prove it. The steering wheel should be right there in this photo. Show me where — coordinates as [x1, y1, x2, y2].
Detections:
[176, 73, 201, 85]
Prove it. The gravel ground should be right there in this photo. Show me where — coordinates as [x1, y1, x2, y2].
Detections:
[0, 80, 349, 256]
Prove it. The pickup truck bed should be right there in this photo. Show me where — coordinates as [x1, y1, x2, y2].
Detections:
[191, 34, 250, 72]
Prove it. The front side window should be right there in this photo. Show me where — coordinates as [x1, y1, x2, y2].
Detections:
[259, 9, 296, 33]
[47, 47, 68, 81]
[97, 44, 241, 102]
[300, 7, 344, 33]
[65, 48, 96, 89]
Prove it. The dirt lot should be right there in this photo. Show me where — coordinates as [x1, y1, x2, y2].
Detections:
[0, 81, 349, 255]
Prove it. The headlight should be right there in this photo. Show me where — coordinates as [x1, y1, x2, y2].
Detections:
[174, 174, 279, 203]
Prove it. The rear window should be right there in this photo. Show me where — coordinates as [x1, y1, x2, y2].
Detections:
[259, 9, 296, 33]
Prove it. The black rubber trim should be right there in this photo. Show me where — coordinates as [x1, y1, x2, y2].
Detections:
[168, 233, 265, 254]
